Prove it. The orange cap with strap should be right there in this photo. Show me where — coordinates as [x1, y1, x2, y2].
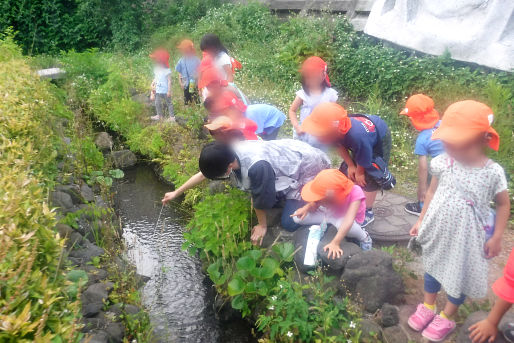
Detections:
[301, 169, 354, 203]
[300, 56, 331, 87]
[400, 94, 440, 131]
[301, 102, 351, 138]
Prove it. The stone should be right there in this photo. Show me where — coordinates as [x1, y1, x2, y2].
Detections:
[82, 312, 108, 332]
[94, 132, 113, 151]
[80, 330, 109, 343]
[208, 180, 226, 195]
[83, 282, 112, 304]
[69, 242, 104, 264]
[77, 218, 101, 242]
[84, 266, 109, 285]
[55, 184, 84, 204]
[95, 195, 108, 209]
[55, 223, 74, 239]
[293, 226, 314, 273]
[82, 302, 103, 318]
[365, 0, 514, 71]
[105, 322, 124, 343]
[340, 250, 404, 312]
[110, 150, 137, 169]
[67, 231, 86, 249]
[360, 319, 383, 342]
[107, 303, 141, 321]
[382, 325, 409, 343]
[50, 191, 74, 210]
[317, 226, 362, 270]
[381, 303, 399, 327]
[457, 311, 514, 343]
[80, 183, 95, 203]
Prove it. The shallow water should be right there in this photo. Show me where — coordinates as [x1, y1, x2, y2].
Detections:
[114, 165, 254, 343]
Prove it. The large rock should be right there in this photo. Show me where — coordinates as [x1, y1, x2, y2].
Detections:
[69, 242, 104, 264]
[340, 250, 404, 312]
[105, 322, 124, 343]
[457, 311, 514, 343]
[94, 132, 113, 151]
[382, 325, 409, 343]
[360, 319, 383, 342]
[81, 330, 109, 343]
[55, 184, 84, 204]
[381, 303, 400, 327]
[317, 226, 362, 270]
[110, 150, 137, 169]
[365, 0, 514, 71]
[80, 183, 95, 203]
[50, 191, 74, 210]
[55, 223, 74, 239]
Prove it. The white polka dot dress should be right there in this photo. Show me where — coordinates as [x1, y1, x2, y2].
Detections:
[417, 153, 508, 299]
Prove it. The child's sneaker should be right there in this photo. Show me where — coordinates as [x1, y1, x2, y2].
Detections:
[361, 209, 375, 227]
[359, 232, 373, 251]
[151, 115, 161, 121]
[503, 322, 514, 343]
[421, 314, 456, 341]
[405, 201, 422, 216]
[407, 303, 435, 332]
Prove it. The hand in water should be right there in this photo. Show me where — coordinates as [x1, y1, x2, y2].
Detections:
[251, 224, 267, 246]
[323, 241, 343, 259]
[162, 191, 178, 204]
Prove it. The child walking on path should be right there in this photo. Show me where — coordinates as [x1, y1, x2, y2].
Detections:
[149, 48, 175, 121]
[289, 56, 337, 150]
[291, 169, 373, 258]
[408, 100, 510, 342]
[400, 94, 444, 215]
[175, 39, 201, 105]
[301, 102, 395, 227]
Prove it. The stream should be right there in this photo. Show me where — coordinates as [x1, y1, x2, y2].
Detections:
[114, 165, 254, 343]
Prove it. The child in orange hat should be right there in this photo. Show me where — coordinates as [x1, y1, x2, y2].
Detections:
[175, 39, 201, 105]
[469, 248, 514, 343]
[289, 56, 338, 150]
[301, 102, 394, 227]
[199, 66, 248, 105]
[291, 169, 372, 258]
[408, 100, 510, 342]
[149, 48, 175, 121]
[400, 94, 444, 216]
[204, 115, 259, 143]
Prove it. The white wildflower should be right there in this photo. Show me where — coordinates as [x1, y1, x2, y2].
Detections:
[269, 305, 274, 310]
[349, 321, 356, 328]
[271, 296, 277, 301]
[287, 331, 293, 337]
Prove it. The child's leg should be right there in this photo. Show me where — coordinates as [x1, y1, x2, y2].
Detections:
[165, 96, 175, 117]
[281, 199, 307, 232]
[423, 273, 441, 308]
[364, 190, 378, 209]
[442, 293, 466, 317]
[155, 94, 163, 117]
[408, 272, 439, 331]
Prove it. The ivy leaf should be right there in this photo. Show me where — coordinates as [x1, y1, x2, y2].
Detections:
[231, 294, 245, 310]
[259, 258, 279, 279]
[273, 242, 295, 262]
[236, 255, 256, 271]
[227, 277, 245, 296]
[109, 169, 124, 179]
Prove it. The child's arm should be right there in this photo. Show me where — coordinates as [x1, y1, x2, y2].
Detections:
[410, 176, 439, 236]
[177, 72, 184, 89]
[290, 201, 318, 221]
[485, 190, 510, 258]
[162, 172, 206, 204]
[338, 146, 358, 182]
[288, 96, 303, 134]
[417, 155, 428, 202]
[323, 200, 360, 259]
[167, 74, 172, 97]
[469, 297, 512, 343]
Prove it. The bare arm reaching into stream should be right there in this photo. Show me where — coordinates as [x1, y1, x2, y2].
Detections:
[162, 172, 206, 204]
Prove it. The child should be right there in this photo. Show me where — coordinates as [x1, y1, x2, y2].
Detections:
[213, 91, 285, 140]
[469, 248, 514, 343]
[149, 48, 175, 121]
[175, 39, 201, 105]
[408, 100, 510, 342]
[291, 169, 373, 258]
[400, 94, 444, 216]
[289, 56, 338, 149]
[204, 115, 259, 142]
[200, 34, 233, 82]
[199, 66, 249, 105]
[301, 102, 394, 227]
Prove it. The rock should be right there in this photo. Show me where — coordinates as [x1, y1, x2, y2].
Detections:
[381, 303, 399, 327]
[50, 191, 74, 210]
[82, 302, 103, 318]
[317, 226, 362, 270]
[82, 312, 108, 332]
[55, 223, 74, 239]
[340, 250, 404, 312]
[124, 304, 140, 315]
[81, 330, 109, 343]
[77, 218, 101, 242]
[457, 311, 514, 343]
[382, 325, 409, 343]
[208, 180, 226, 194]
[107, 303, 141, 321]
[105, 322, 124, 343]
[69, 241, 104, 263]
[68, 257, 82, 267]
[95, 195, 108, 209]
[83, 282, 113, 304]
[110, 150, 137, 169]
[80, 183, 95, 202]
[94, 132, 113, 151]
[293, 226, 314, 273]
[55, 184, 84, 204]
[360, 319, 383, 342]
[84, 266, 108, 285]
[66, 231, 87, 249]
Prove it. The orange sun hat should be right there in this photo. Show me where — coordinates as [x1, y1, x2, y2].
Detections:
[198, 66, 227, 89]
[177, 39, 195, 52]
[301, 102, 351, 137]
[212, 91, 248, 113]
[301, 169, 355, 203]
[400, 94, 440, 131]
[204, 116, 258, 140]
[431, 100, 499, 151]
[300, 56, 331, 87]
[149, 48, 170, 68]
[491, 248, 514, 303]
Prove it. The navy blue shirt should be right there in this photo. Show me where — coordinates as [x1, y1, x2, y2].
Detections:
[339, 115, 389, 169]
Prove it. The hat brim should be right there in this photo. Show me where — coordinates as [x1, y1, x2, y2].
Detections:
[432, 126, 499, 151]
[399, 108, 408, 115]
[301, 116, 333, 138]
[492, 276, 514, 303]
[301, 181, 325, 203]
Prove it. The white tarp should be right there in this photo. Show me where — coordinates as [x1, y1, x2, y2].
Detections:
[364, 0, 514, 71]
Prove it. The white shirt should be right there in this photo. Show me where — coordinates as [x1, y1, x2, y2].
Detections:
[153, 66, 171, 94]
[297, 87, 338, 122]
[214, 52, 232, 80]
